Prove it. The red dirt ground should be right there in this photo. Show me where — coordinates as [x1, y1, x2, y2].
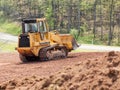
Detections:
[0, 51, 120, 90]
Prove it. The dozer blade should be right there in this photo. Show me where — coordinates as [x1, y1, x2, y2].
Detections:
[59, 34, 79, 50]
[72, 38, 80, 50]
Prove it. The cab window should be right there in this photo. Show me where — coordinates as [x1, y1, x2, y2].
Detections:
[39, 21, 47, 32]
[24, 23, 38, 33]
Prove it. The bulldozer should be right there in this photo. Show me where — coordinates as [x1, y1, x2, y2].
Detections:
[16, 18, 79, 62]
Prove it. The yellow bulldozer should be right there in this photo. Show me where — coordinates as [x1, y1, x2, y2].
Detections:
[16, 18, 79, 62]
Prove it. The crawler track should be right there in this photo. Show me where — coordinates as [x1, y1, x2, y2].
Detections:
[39, 46, 68, 60]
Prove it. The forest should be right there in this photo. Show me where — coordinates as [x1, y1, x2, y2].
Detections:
[0, 0, 120, 46]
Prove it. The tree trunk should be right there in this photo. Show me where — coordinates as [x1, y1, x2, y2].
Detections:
[76, 0, 81, 40]
[108, 0, 114, 45]
[93, 0, 97, 39]
[100, 0, 103, 40]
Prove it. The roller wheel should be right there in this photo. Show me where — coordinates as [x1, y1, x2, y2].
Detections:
[46, 50, 54, 60]
[60, 47, 68, 58]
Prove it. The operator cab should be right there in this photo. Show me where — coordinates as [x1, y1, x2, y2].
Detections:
[22, 18, 48, 33]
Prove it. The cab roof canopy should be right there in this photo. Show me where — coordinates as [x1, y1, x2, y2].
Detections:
[22, 18, 46, 23]
[22, 18, 36, 23]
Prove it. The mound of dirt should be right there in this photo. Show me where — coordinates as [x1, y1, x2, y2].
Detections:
[1, 51, 120, 90]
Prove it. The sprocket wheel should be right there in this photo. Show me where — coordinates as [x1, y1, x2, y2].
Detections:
[19, 54, 28, 62]
[19, 54, 37, 62]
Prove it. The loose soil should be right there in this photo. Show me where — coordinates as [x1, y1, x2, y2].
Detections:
[0, 51, 120, 90]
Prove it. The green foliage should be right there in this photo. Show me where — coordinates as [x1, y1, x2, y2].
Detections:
[80, 23, 88, 35]
[0, 0, 120, 46]
[80, 1, 94, 11]
[0, 16, 21, 35]
[45, 7, 54, 29]
[77, 35, 93, 44]
[77, 34, 108, 45]
[70, 29, 79, 40]
[70, 23, 88, 40]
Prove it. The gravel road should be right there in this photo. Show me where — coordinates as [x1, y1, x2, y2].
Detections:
[80, 44, 120, 51]
[0, 32, 17, 42]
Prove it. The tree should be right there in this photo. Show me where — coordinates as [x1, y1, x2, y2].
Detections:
[93, 0, 97, 39]
[108, 0, 114, 45]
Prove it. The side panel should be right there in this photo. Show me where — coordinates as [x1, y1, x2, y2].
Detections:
[49, 32, 62, 45]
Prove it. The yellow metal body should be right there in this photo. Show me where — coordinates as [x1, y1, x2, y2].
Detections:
[16, 18, 76, 57]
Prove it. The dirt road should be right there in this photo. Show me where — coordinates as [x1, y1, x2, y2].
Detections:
[0, 52, 105, 84]
[1, 51, 120, 90]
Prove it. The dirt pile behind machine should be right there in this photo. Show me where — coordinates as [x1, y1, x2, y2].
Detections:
[16, 18, 79, 62]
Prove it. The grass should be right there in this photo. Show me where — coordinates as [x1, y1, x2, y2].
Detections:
[0, 41, 17, 52]
[77, 35, 94, 44]
[0, 15, 21, 35]
[77, 35, 105, 45]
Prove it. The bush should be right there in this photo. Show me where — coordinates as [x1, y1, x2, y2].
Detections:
[70, 29, 79, 40]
